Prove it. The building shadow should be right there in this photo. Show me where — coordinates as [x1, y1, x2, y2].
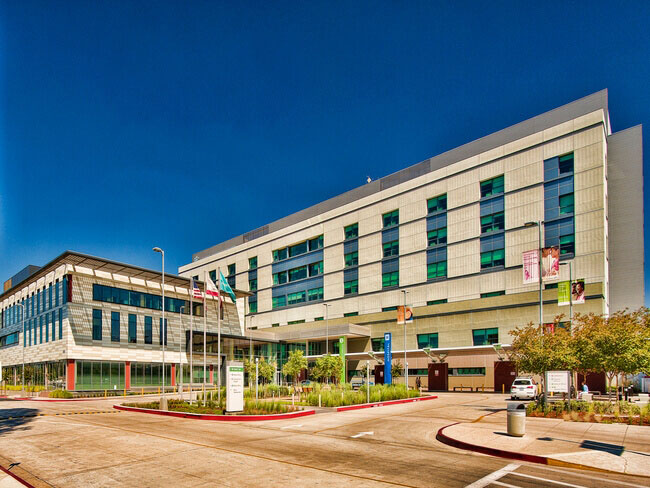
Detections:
[0, 408, 39, 436]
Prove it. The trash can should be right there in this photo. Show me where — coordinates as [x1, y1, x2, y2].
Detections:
[507, 401, 526, 437]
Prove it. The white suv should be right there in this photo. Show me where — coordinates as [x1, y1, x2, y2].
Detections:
[510, 377, 537, 400]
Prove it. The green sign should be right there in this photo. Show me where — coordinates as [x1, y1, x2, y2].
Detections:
[230, 367, 244, 372]
[558, 281, 570, 306]
[339, 337, 347, 383]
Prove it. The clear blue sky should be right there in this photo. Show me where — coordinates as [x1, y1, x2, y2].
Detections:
[1, 2, 649, 302]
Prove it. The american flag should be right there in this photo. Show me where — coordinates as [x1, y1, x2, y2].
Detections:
[191, 279, 204, 300]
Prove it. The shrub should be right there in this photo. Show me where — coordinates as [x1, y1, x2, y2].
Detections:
[49, 389, 73, 399]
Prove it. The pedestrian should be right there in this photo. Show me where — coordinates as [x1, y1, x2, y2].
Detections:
[415, 376, 421, 390]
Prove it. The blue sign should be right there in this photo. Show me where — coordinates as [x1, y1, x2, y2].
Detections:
[384, 332, 392, 385]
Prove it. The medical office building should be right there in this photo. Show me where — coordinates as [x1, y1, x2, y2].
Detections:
[179, 90, 644, 391]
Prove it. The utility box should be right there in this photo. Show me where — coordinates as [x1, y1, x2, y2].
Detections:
[507, 401, 526, 437]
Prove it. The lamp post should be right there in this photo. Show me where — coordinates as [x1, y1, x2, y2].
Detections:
[323, 303, 331, 354]
[248, 315, 254, 389]
[16, 303, 25, 396]
[401, 289, 408, 389]
[560, 261, 574, 398]
[153, 247, 166, 409]
[179, 306, 184, 401]
[255, 357, 259, 401]
[524, 221, 545, 404]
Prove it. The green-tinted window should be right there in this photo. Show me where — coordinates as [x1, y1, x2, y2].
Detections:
[344, 251, 358, 268]
[308, 261, 323, 277]
[344, 312, 358, 317]
[382, 210, 399, 228]
[451, 367, 486, 376]
[273, 248, 288, 262]
[472, 328, 499, 346]
[480, 175, 504, 198]
[249, 279, 257, 292]
[209, 270, 216, 282]
[371, 338, 384, 352]
[417, 332, 438, 349]
[249, 301, 257, 314]
[308, 342, 323, 355]
[92, 309, 102, 341]
[144, 316, 152, 344]
[383, 240, 399, 258]
[559, 234, 575, 255]
[309, 235, 324, 251]
[271, 323, 280, 328]
[480, 249, 505, 269]
[382, 306, 397, 311]
[382, 271, 399, 288]
[480, 212, 504, 234]
[345, 223, 359, 240]
[559, 193, 574, 215]
[427, 261, 447, 280]
[427, 194, 447, 214]
[427, 299, 447, 306]
[481, 291, 505, 298]
[128, 314, 137, 344]
[314, 316, 324, 321]
[228, 263, 236, 276]
[307, 287, 323, 301]
[427, 228, 447, 247]
[272, 296, 286, 309]
[288, 319, 305, 325]
[288, 266, 307, 282]
[344, 280, 358, 295]
[248, 257, 257, 270]
[273, 271, 288, 285]
[287, 291, 307, 305]
[289, 241, 308, 257]
[559, 154, 574, 174]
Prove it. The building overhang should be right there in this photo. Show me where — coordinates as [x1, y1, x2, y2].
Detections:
[343, 344, 511, 361]
[269, 323, 371, 343]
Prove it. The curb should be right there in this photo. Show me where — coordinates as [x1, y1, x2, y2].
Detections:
[113, 404, 316, 421]
[435, 422, 649, 478]
[0, 464, 35, 488]
[336, 395, 438, 412]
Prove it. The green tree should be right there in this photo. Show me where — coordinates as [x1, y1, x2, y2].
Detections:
[258, 359, 275, 384]
[311, 354, 343, 384]
[282, 350, 308, 385]
[2, 367, 12, 384]
[391, 360, 404, 378]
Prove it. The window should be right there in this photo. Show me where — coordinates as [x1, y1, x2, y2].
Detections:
[92, 284, 193, 315]
[480, 175, 504, 198]
[480, 233, 505, 270]
[344, 280, 358, 295]
[111, 312, 120, 342]
[272, 323, 280, 327]
[472, 328, 498, 346]
[308, 342, 322, 355]
[45, 314, 49, 342]
[144, 316, 152, 344]
[308, 261, 323, 277]
[345, 223, 358, 240]
[209, 270, 216, 282]
[58, 309, 62, 340]
[249, 301, 257, 314]
[545, 217, 575, 256]
[480, 211, 504, 234]
[272, 248, 287, 262]
[159, 318, 168, 346]
[544, 153, 574, 180]
[287, 291, 306, 305]
[428, 194, 447, 214]
[450, 367, 486, 376]
[92, 309, 102, 341]
[344, 251, 358, 268]
[344, 312, 358, 317]
[427, 247, 447, 280]
[309, 235, 324, 251]
[417, 332, 439, 349]
[48, 285, 52, 310]
[314, 316, 324, 321]
[382, 210, 399, 228]
[248, 257, 257, 270]
[382, 306, 398, 311]
[272, 296, 286, 309]
[127, 314, 137, 343]
[289, 241, 308, 257]
[559, 193, 574, 215]
[481, 291, 505, 298]
[427, 299, 447, 306]
[287, 319, 305, 325]
[382, 271, 399, 288]
[273, 271, 288, 285]
[383, 240, 399, 258]
[427, 228, 447, 247]
[55, 281, 60, 307]
[371, 338, 384, 352]
[544, 176, 574, 220]
[249, 279, 257, 292]
[307, 287, 323, 301]
[288, 266, 307, 282]
[228, 264, 236, 276]
[227, 265, 236, 288]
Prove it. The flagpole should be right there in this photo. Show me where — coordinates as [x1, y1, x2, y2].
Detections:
[189, 281, 193, 404]
[217, 268, 222, 405]
[203, 270, 207, 400]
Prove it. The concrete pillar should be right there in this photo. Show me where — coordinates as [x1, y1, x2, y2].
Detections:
[209, 364, 214, 384]
[125, 361, 131, 390]
[171, 363, 176, 386]
[66, 359, 75, 391]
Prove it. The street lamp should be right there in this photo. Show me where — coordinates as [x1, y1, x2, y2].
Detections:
[248, 315, 254, 389]
[179, 306, 184, 401]
[16, 303, 25, 396]
[401, 289, 408, 389]
[153, 247, 166, 409]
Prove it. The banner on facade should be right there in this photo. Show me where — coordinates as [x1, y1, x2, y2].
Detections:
[522, 250, 539, 284]
[541, 246, 560, 281]
[383, 333, 392, 385]
[571, 279, 585, 304]
[338, 337, 347, 384]
[397, 306, 413, 325]
[558, 281, 571, 306]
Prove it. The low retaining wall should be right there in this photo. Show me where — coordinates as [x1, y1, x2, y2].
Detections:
[113, 404, 316, 421]
[336, 395, 437, 412]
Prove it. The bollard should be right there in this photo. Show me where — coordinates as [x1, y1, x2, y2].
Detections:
[292, 393, 295, 407]
[124, 389, 126, 397]
[141, 387, 144, 397]
[318, 394, 321, 408]
[158, 386, 160, 395]
[104, 389, 107, 399]
[502, 384, 505, 394]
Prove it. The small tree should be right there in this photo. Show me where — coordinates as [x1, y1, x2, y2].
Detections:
[2, 367, 12, 384]
[258, 359, 275, 385]
[311, 354, 343, 384]
[391, 360, 404, 379]
[282, 350, 308, 385]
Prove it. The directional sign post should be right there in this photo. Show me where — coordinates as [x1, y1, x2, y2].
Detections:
[384, 333, 392, 385]
[226, 361, 244, 413]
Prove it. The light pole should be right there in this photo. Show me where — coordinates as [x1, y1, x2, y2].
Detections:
[560, 261, 574, 398]
[255, 357, 259, 401]
[248, 314, 254, 389]
[179, 306, 184, 401]
[323, 303, 331, 355]
[401, 290, 409, 389]
[16, 303, 25, 396]
[524, 221, 545, 404]
[153, 247, 166, 409]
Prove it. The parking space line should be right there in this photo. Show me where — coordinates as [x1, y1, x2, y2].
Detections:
[465, 463, 520, 488]
[508, 471, 588, 487]
[529, 466, 647, 487]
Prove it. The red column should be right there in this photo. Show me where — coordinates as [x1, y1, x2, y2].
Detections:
[171, 363, 176, 386]
[209, 364, 214, 384]
[66, 359, 75, 391]
[125, 361, 131, 390]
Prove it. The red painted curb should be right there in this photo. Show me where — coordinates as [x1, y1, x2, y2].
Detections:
[0, 464, 35, 488]
[113, 404, 316, 421]
[12, 397, 118, 402]
[336, 395, 438, 412]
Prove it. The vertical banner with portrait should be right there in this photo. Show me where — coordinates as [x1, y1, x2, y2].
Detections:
[522, 250, 539, 284]
[558, 281, 571, 306]
[397, 306, 413, 325]
[571, 279, 585, 304]
[541, 246, 560, 281]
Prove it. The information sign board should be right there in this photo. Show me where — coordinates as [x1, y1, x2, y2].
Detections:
[546, 370, 571, 393]
[226, 361, 244, 412]
[384, 333, 392, 385]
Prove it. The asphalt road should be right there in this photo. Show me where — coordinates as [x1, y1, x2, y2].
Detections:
[0, 393, 647, 488]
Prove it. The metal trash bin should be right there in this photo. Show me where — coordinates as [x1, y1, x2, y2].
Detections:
[507, 401, 526, 437]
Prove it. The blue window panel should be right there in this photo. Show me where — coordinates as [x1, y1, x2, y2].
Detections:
[48, 285, 52, 310]
[343, 268, 358, 282]
[343, 239, 358, 254]
[62, 276, 68, 304]
[45, 314, 49, 342]
[272, 249, 323, 274]
[248, 269, 257, 280]
[426, 213, 447, 231]
[427, 247, 447, 264]
[159, 318, 168, 346]
[39, 316, 43, 344]
[381, 227, 399, 244]
[248, 293, 257, 303]
[59, 309, 63, 340]
[55, 281, 60, 307]
[480, 233, 505, 253]
[480, 196, 504, 217]
[382, 258, 399, 274]
[544, 156, 559, 181]
[272, 276, 324, 298]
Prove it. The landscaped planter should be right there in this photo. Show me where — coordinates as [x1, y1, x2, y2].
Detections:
[336, 395, 437, 411]
[114, 404, 316, 421]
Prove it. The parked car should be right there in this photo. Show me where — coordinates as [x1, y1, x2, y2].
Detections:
[510, 377, 537, 400]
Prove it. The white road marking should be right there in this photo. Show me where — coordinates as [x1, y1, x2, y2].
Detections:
[509, 471, 588, 488]
[350, 431, 373, 438]
[465, 463, 520, 488]
[491, 481, 522, 488]
[532, 465, 647, 487]
[280, 424, 303, 430]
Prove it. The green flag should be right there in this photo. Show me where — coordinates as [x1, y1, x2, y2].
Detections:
[558, 281, 570, 306]
[219, 271, 237, 303]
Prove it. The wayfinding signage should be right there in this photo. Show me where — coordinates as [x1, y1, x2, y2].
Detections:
[226, 361, 244, 413]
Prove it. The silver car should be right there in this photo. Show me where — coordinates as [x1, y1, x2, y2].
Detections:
[510, 377, 537, 400]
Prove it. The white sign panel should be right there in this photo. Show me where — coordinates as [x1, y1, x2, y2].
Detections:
[226, 361, 244, 413]
[546, 370, 571, 393]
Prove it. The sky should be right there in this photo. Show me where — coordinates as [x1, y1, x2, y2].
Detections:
[1, 2, 649, 302]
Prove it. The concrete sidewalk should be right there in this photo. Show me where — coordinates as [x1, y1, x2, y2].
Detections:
[437, 410, 650, 477]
